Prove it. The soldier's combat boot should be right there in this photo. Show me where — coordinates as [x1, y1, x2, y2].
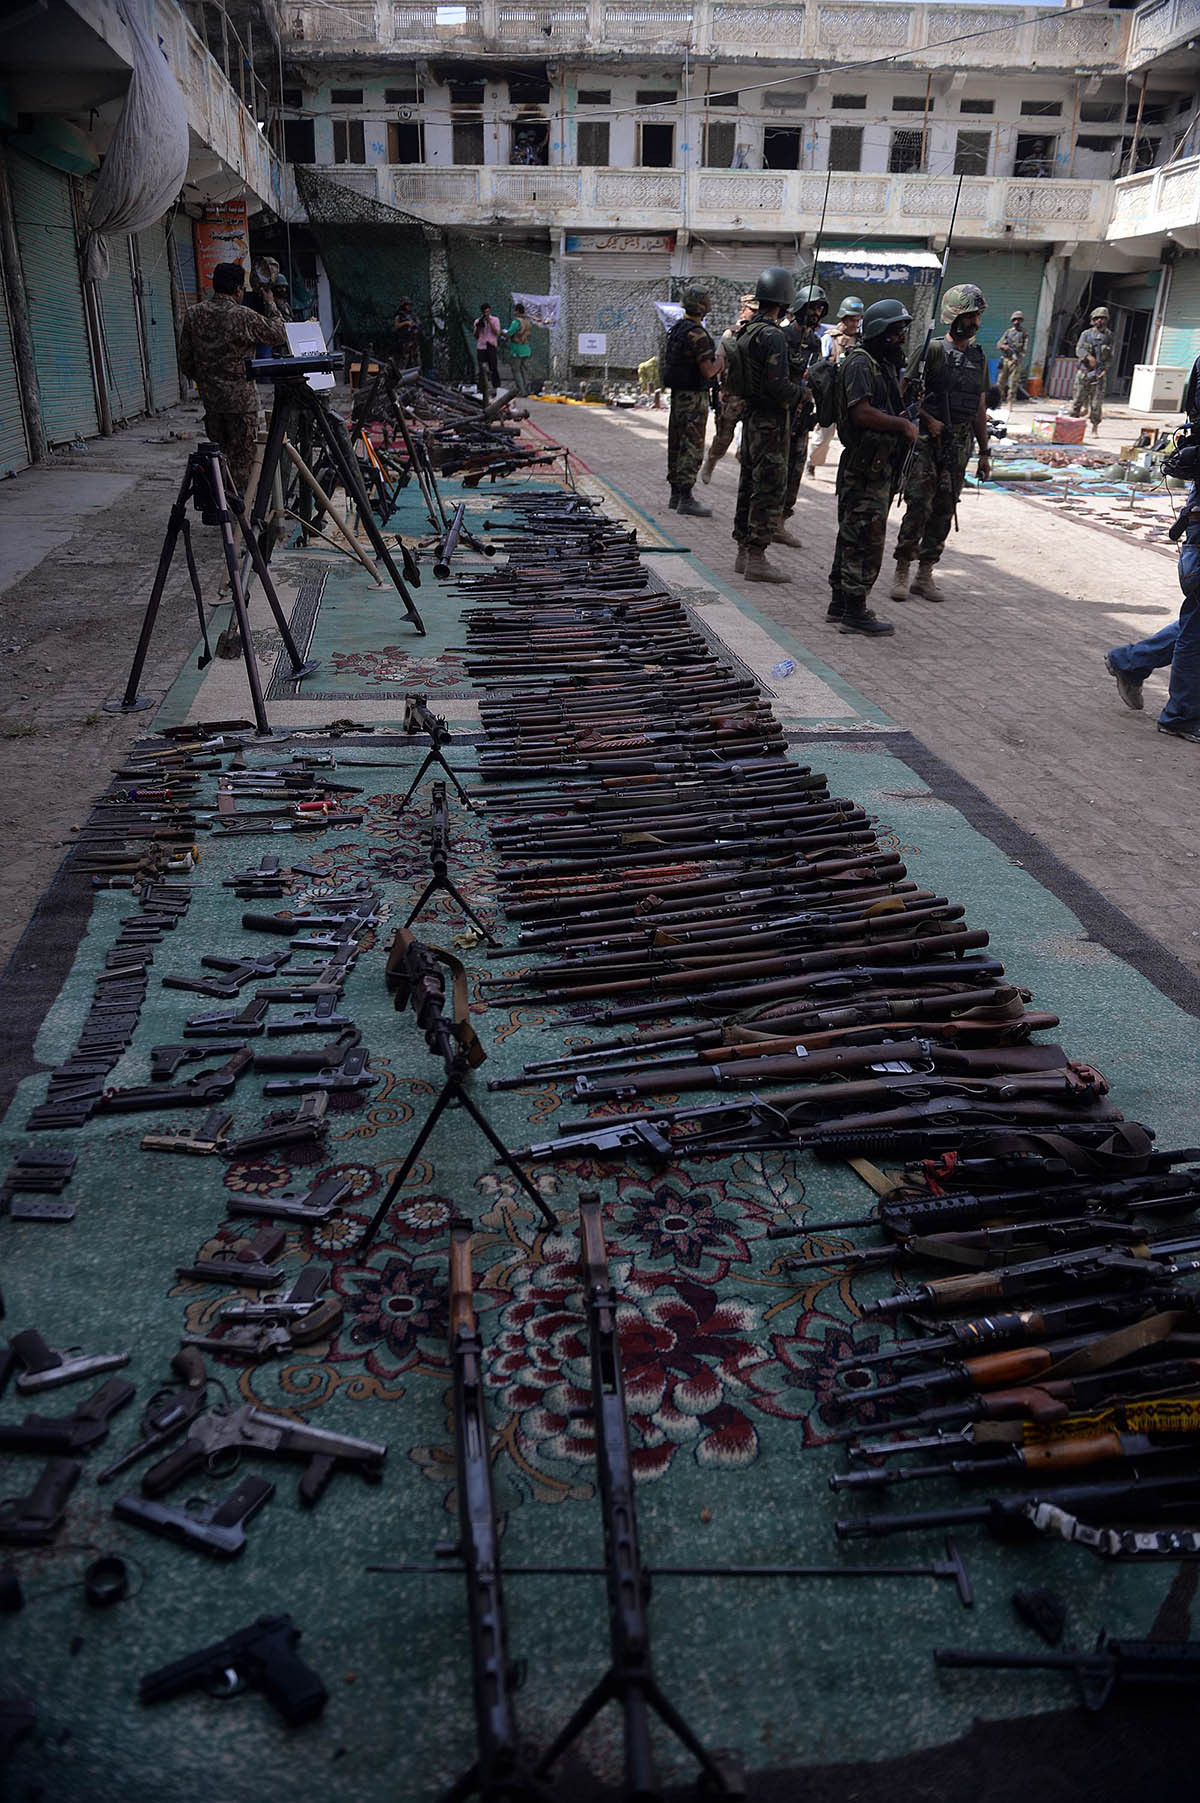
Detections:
[910, 562, 946, 602]
[744, 548, 789, 584]
[826, 591, 845, 622]
[889, 561, 912, 601]
[676, 489, 712, 518]
[700, 453, 717, 485]
[772, 523, 803, 548]
[839, 598, 895, 637]
[668, 490, 681, 510]
[734, 544, 747, 573]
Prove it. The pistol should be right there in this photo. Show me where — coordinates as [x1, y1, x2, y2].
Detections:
[141, 1402, 387, 1505]
[139, 1612, 326, 1725]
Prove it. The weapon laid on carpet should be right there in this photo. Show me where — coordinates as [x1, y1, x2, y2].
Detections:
[404, 782, 497, 946]
[395, 693, 475, 814]
[357, 931, 556, 1250]
[0, 1460, 81, 1544]
[115, 1474, 274, 1559]
[138, 1402, 386, 1506]
[0, 1380, 135, 1457]
[934, 1632, 1200, 1710]
[139, 1612, 327, 1724]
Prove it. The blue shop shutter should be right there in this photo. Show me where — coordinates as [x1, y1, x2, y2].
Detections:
[137, 221, 180, 406]
[8, 150, 98, 444]
[97, 234, 147, 423]
[0, 266, 29, 474]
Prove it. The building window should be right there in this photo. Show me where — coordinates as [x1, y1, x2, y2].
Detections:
[385, 87, 422, 104]
[283, 118, 315, 161]
[888, 128, 925, 173]
[449, 82, 485, 104]
[388, 120, 424, 162]
[703, 121, 737, 166]
[1128, 101, 1168, 123]
[510, 121, 548, 164]
[282, 87, 303, 109]
[831, 93, 867, 109]
[578, 89, 610, 106]
[828, 125, 862, 171]
[1015, 133, 1055, 176]
[452, 117, 485, 162]
[892, 95, 928, 112]
[330, 87, 363, 105]
[954, 130, 989, 175]
[960, 97, 994, 115]
[509, 75, 550, 104]
[762, 126, 800, 169]
[639, 121, 675, 166]
[1076, 135, 1119, 153]
[1020, 99, 1062, 116]
[637, 90, 676, 106]
[577, 120, 610, 165]
[333, 119, 366, 163]
[709, 91, 739, 107]
[1079, 100, 1120, 123]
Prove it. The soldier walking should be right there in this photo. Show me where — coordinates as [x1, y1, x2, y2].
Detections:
[828, 298, 919, 636]
[774, 281, 829, 547]
[699, 292, 756, 484]
[177, 261, 289, 499]
[890, 283, 991, 604]
[731, 267, 801, 583]
[808, 296, 864, 475]
[1071, 306, 1113, 434]
[996, 310, 1029, 407]
[663, 285, 722, 517]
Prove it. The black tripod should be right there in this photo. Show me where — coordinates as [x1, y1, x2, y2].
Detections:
[246, 372, 425, 631]
[404, 783, 497, 945]
[106, 444, 318, 737]
[396, 694, 475, 814]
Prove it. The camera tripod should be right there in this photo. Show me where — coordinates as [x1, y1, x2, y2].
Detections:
[245, 372, 425, 631]
[106, 443, 318, 737]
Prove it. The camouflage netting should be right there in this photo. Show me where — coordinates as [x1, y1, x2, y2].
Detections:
[295, 166, 434, 351]
[444, 238, 551, 385]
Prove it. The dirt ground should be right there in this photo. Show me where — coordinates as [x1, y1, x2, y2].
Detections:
[0, 392, 1196, 988]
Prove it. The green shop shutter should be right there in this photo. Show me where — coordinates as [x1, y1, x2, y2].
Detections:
[8, 151, 98, 443]
[137, 221, 179, 406]
[0, 268, 29, 474]
[97, 235, 147, 423]
[943, 250, 1045, 369]
[1159, 254, 1200, 371]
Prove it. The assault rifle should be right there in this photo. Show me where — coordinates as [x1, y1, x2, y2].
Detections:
[935, 1632, 1200, 1711]
[898, 172, 965, 495]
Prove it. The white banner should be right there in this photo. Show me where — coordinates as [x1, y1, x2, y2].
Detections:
[511, 291, 560, 328]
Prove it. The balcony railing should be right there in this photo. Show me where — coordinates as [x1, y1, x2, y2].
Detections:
[1128, 0, 1200, 64]
[282, 0, 1127, 65]
[1108, 154, 1200, 240]
[310, 162, 1113, 238]
[153, 0, 292, 213]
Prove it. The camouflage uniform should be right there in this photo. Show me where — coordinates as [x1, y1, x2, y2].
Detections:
[665, 317, 716, 493]
[829, 343, 906, 604]
[733, 318, 801, 551]
[1071, 325, 1113, 426]
[996, 323, 1029, 406]
[708, 392, 748, 463]
[782, 319, 822, 517]
[895, 337, 985, 570]
[178, 293, 288, 497]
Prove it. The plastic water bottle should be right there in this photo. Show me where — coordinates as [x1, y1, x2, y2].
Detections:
[771, 659, 796, 678]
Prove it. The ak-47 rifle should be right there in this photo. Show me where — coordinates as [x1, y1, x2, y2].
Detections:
[897, 172, 965, 499]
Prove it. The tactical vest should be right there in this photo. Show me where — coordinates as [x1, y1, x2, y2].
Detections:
[928, 339, 985, 425]
[663, 318, 709, 390]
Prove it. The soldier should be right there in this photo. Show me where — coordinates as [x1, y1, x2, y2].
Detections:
[996, 310, 1029, 408]
[731, 266, 801, 583]
[828, 298, 918, 636]
[177, 260, 289, 499]
[663, 284, 722, 516]
[890, 282, 991, 604]
[774, 280, 829, 547]
[1071, 306, 1113, 434]
[699, 292, 756, 484]
[808, 296, 863, 475]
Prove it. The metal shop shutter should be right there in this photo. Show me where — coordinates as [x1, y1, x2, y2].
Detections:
[943, 251, 1044, 366]
[98, 235, 147, 423]
[8, 151, 98, 444]
[137, 221, 180, 407]
[172, 211, 198, 307]
[0, 269, 29, 474]
[1159, 253, 1200, 371]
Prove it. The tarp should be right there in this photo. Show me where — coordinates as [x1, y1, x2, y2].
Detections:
[818, 248, 942, 287]
[83, 0, 189, 281]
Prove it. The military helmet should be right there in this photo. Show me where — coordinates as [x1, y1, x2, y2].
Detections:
[1090, 306, 1110, 323]
[838, 296, 865, 318]
[794, 281, 829, 316]
[755, 265, 794, 308]
[1010, 310, 1024, 322]
[680, 283, 712, 315]
[861, 298, 912, 344]
[941, 282, 987, 326]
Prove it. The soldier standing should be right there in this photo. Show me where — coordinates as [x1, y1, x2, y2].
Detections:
[732, 267, 801, 583]
[996, 310, 1029, 407]
[774, 280, 829, 547]
[177, 261, 289, 499]
[808, 296, 863, 475]
[699, 292, 756, 485]
[890, 283, 991, 604]
[828, 298, 918, 636]
[663, 285, 722, 516]
[1071, 306, 1113, 434]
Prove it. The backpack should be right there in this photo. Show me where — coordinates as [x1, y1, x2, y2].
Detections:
[807, 355, 838, 429]
[722, 317, 772, 399]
